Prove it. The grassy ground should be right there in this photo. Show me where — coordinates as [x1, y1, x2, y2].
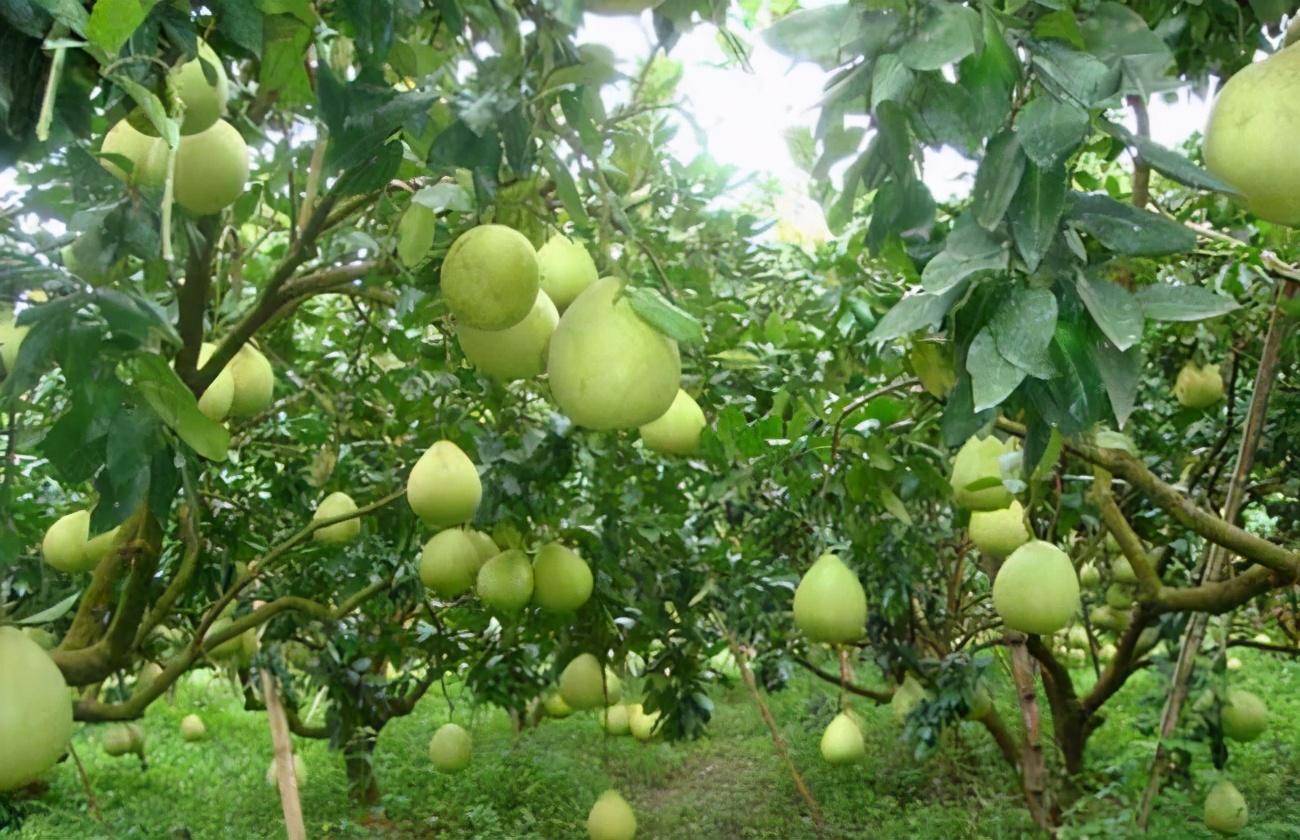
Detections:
[6, 646, 1298, 839]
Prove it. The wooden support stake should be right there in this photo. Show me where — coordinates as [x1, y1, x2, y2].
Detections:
[261, 669, 307, 840]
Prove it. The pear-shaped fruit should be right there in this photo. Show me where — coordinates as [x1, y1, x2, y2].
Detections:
[1089, 604, 1128, 632]
[1105, 583, 1134, 610]
[0, 627, 74, 791]
[638, 389, 706, 456]
[1067, 625, 1089, 650]
[531, 543, 593, 611]
[457, 290, 559, 381]
[312, 491, 361, 544]
[1111, 555, 1138, 584]
[628, 703, 661, 741]
[0, 308, 29, 376]
[23, 627, 57, 651]
[173, 41, 229, 135]
[227, 343, 275, 417]
[587, 789, 637, 840]
[950, 434, 1016, 510]
[1204, 42, 1300, 227]
[428, 723, 472, 772]
[419, 528, 480, 597]
[134, 662, 164, 695]
[441, 224, 540, 329]
[992, 541, 1080, 635]
[1098, 643, 1117, 663]
[42, 510, 91, 573]
[792, 553, 867, 644]
[1220, 689, 1268, 742]
[1174, 362, 1224, 409]
[103, 723, 145, 758]
[547, 277, 681, 430]
[476, 549, 534, 611]
[559, 653, 622, 710]
[1078, 562, 1101, 589]
[600, 704, 631, 735]
[185, 342, 236, 422]
[84, 522, 122, 566]
[1204, 779, 1248, 835]
[890, 675, 928, 723]
[174, 120, 249, 215]
[180, 714, 207, 742]
[543, 691, 574, 718]
[205, 617, 257, 662]
[465, 529, 499, 568]
[585, 0, 664, 14]
[968, 500, 1030, 558]
[537, 234, 599, 311]
[819, 712, 865, 765]
[265, 753, 308, 789]
[407, 440, 482, 527]
[100, 118, 165, 187]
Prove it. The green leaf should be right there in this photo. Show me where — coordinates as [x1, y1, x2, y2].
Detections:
[16, 593, 81, 625]
[126, 354, 229, 462]
[898, 2, 979, 71]
[1066, 193, 1196, 256]
[1032, 9, 1086, 49]
[867, 284, 965, 343]
[871, 53, 914, 109]
[624, 287, 704, 345]
[212, 0, 263, 56]
[971, 130, 1025, 230]
[86, 0, 153, 56]
[1009, 161, 1067, 272]
[32, 0, 88, 35]
[412, 182, 472, 214]
[967, 327, 1027, 412]
[877, 485, 912, 526]
[543, 150, 590, 228]
[762, 5, 874, 69]
[1078, 2, 1178, 98]
[1028, 39, 1119, 107]
[397, 203, 436, 268]
[1091, 336, 1141, 428]
[1136, 284, 1240, 322]
[921, 216, 1008, 293]
[1101, 121, 1236, 194]
[1014, 95, 1089, 168]
[260, 12, 313, 104]
[989, 285, 1058, 378]
[956, 8, 1018, 139]
[1075, 270, 1143, 351]
[105, 74, 179, 148]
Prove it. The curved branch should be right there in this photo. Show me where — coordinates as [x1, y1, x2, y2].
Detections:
[793, 656, 894, 703]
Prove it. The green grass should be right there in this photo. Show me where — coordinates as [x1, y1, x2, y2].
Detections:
[6, 648, 1298, 839]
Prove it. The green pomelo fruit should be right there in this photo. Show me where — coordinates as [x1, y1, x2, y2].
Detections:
[1220, 689, 1268, 742]
[418, 528, 480, 597]
[1204, 44, 1300, 227]
[0, 309, 28, 376]
[537, 234, 599, 311]
[1078, 562, 1101, 589]
[531, 542, 593, 612]
[1204, 779, 1248, 835]
[228, 343, 275, 417]
[174, 120, 249, 216]
[265, 754, 308, 789]
[628, 703, 661, 741]
[600, 704, 631, 735]
[180, 714, 207, 742]
[428, 723, 472, 773]
[102, 723, 144, 758]
[559, 653, 622, 710]
[186, 342, 235, 422]
[407, 440, 482, 527]
[1067, 625, 1089, 650]
[1089, 605, 1128, 632]
[457, 290, 559, 381]
[542, 692, 574, 718]
[476, 549, 534, 611]
[464, 529, 499, 569]
[23, 627, 57, 651]
[312, 491, 361, 544]
[100, 118, 165, 187]
[1067, 647, 1087, 667]
[992, 540, 1080, 635]
[949, 434, 1016, 511]
[585, 0, 664, 14]
[1174, 362, 1225, 409]
[638, 388, 707, 456]
[1098, 643, 1117, 663]
[1111, 555, 1138, 584]
[440, 224, 540, 329]
[890, 675, 928, 723]
[84, 521, 122, 567]
[173, 41, 229, 135]
[546, 276, 681, 430]
[42, 509, 91, 573]
[968, 500, 1030, 558]
[792, 553, 867, 644]
[1105, 583, 1134, 610]
[0, 627, 74, 791]
[819, 712, 865, 765]
[134, 662, 164, 695]
[587, 789, 637, 840]
[204, 617, 245, 660]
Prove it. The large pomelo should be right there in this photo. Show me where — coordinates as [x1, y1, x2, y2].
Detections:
[173, 41, 229, 135]
[407, 440, 482, 527]
[174, 120, 249, 216]
[440, 224, 540, 329]
[792, 553, 867, 644]
[0, 626, 74, 791]
[638, 389, 706, 456]
[457, 290, 559, 381]
[537, 234, 598, 310]
[992, 540, 1080, 635]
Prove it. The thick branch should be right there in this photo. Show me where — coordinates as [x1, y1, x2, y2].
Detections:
[793, 656, 894, 703]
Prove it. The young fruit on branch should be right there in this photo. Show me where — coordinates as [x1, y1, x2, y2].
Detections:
[819, 712, 865, 765]
[1173, 362, 1225, 409]
[183, 342, 236, 422]
[0, 627, 73, 791]
[312, 491, 361, 544]
[99, 119, 166, 187]
[992, 541, 1080, 635]
[173, 120, 249, 216]
[441, 224, 540, 330]
[537, 234, 598, 311]
[419, 529, 480, 597]
[559, 654, 622, 710]
[180, 714, 207, 742]
[476, 549, 534, 612]
[532, 543, 594, 611]
[600, 704, 632, 735]
[103, 723, 146, 759]
[792, 553, 867, 644]
[628, 704, 661, 741]
[638, 389, 707, 456]
[949, 434, 1017, 511]
[407, 440, 482, 527]
[172, 41, 229, 135]
[227, 343, 276, 418]
[457, 290, 559, 381]
[41, 509, 120, 574]
[429, 724, 472, 773]
[265, 753, 308, 789]
[1220, 689, 1268, 742]
[542, 692, 574, 718]
[890, 675, 929, 723]
[1203, 779, 1248, 835]
[587, 789, 637, 840]
[968, 500, 1030, 558]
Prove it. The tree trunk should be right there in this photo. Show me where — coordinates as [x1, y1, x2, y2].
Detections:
[344, 730, 381, 806]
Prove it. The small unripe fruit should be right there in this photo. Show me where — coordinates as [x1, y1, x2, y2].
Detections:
[1105, 583, 1134, 610]
[100, 119, 165, 187]
[476, 549, 534, 611]
[992, 541, 1080, 635]
[559, 653, 622, 710]
[464, 529, 499, 568]
[638, 389, 707, 456]
[418, 528, 480, 597]
[628, 703, 661, 741]
[312, 491, 361, 544]
[537, 234, 599, 311]
[890, 675, 928, 723]
[949, 435, 1016, 511]
[172, 41, 229, 135]
[531, 543, 594, 611]
[543, 692, 574, 718]
[428, 723, 472, 773]
[1174, 362, 1224, 409]
[184, 342, 236, 422]
[792, 553, 867, 644]
[180, 714, 207, 742]
[265, 754, 308, 789]
[440, 224, 540, 329]
[407, 440, 482, 527]
[968, 500, 1030, 558]
[1111, 555, 1138, 584]
[174, 120, 249, 216]
[42, 510, 91, 573]
[600, 704, 631, 735]
[102, 723, 145, 758]
[587, 789, 637, 840]
[0, 627, 74, 791]
[1220, 689, 1268, 742]
[1204, 779, 1248, 835]
[457, 290, 559, 381]
[1078, 562, 1101, 589]
[819, 712, 865, 765]
[227, 343, 275, 417]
